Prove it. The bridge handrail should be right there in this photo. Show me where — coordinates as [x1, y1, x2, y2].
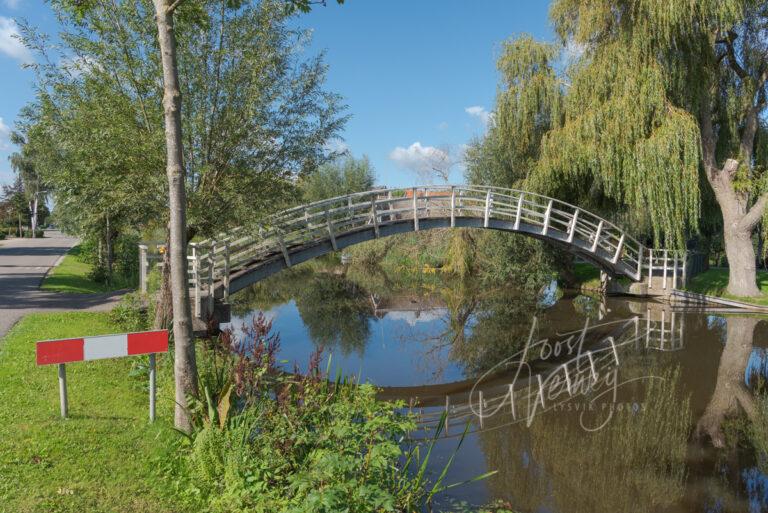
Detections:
[156, 185, 689, 318]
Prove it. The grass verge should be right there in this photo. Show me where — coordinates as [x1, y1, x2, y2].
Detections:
[0, 312, 184, 513]
[685, 267, 768, 306]
[41, 245, 133, 294]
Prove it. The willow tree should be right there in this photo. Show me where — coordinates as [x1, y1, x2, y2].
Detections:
[529, 0, 768, 297]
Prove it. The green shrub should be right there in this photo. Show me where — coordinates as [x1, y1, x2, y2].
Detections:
[109, 292, 151, 332]
[179, 315, 481, 513]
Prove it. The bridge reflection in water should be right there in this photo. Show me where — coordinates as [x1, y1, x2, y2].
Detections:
[386, 310, 687, 438]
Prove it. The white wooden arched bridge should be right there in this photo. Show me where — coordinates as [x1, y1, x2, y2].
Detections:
[139, 185, 688, 319]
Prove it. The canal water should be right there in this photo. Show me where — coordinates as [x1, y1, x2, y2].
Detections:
[227, 265, 768, 513]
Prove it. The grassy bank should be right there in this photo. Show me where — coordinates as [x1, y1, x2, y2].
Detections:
[0, 312, 183, 513]
[41, 245, 134, 294]
[685, 267, 768, 306]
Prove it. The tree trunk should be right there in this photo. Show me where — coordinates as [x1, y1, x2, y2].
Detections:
[153, 0, 198, 432]
[154, 236, 173, 329]
[706, 161, 763, 297]
[30, 197, 38, 237]
[723, 224, 760, 297]
[695, 316, 758, 448]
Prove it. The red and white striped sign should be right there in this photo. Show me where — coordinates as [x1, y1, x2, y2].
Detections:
[36, 330, 168, 366]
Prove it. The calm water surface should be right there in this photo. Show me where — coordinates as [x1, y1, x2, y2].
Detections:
[227, 265, 768, 513]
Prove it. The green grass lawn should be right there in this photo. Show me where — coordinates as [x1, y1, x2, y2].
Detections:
[41, 246, 134, 294]
[0, 312, 186, 513]
[685, 267, 768, 306]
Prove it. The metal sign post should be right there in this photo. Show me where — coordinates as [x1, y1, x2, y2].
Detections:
[36, 330, 168, 422]
[148, 353, 156, 422]
[58, 364, 68, 418]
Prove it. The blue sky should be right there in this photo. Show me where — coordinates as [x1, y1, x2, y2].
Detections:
[0, 1, 554, 187]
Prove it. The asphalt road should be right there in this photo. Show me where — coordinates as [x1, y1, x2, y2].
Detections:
[0, 230, 124, 338]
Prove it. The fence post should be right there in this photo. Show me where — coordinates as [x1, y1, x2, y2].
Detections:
[484, 190, 493, 228]
[662, 249, 668, 290]
[370, 196, 380, 238]
[541, 199, 553, 235]
[138, 244, 148, 294]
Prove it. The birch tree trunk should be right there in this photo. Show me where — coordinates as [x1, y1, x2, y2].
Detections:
[153, 0, 198, 432]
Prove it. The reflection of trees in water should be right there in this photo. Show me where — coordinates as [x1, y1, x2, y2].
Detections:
[477, 366, 691, 513]
[697, 316, 762, 448]
[231, 267, 371, 356]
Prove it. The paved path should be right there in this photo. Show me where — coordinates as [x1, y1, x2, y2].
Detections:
[0, 230, 125, 338]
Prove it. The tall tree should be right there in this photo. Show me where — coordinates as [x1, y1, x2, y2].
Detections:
[300, 155, 375, 202]
[8, 131, 46, 237]
[532, 0, 768, 296]
[29, 0, 346, 430]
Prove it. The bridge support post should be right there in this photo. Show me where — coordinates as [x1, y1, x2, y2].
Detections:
[326, 210, 338, 251]
[370, 196, 380, 238]
[190, 243, 201, 318]
[278, 233, 291, 267]
[542, 199, 553, 235]
[591, 220, 604, 252]
[223, 240, 230, 302]
[484, 190, 492, 228]
[648, 249, 654, 288]
[450, 186, 456, 228]
[207, 242, 215, 317]
[636, 245, 644, 281]
[412, 188, 419, 231]
[672, 251, 678, 289]
[612, 233, 625, 264]
[138, 244, 148, 294]
[514, 193, 523, 230]
[662, 249, 668, 289]
[567, 208, 579, 243]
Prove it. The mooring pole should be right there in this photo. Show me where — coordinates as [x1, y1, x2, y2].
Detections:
[58, 363, 68, 419]
[148, 353, 156, 423]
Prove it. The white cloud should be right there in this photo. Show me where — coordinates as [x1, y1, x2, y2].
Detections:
[0, 17, 33, 64]
[465, 105, 492, 126]
[389, 142, 449, 174]
[0, 117, 11, 151]
[3, 0, 20, 9]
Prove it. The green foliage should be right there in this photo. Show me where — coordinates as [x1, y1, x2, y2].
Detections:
[180, 319, 483, 513]
[21, 0, 347, 245]
[109, 292, 152, 332]
[686, 267, 768, 305]
[300, 155, 375, 203]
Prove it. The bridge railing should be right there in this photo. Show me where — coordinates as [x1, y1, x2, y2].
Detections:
[151, 185, 686, 317]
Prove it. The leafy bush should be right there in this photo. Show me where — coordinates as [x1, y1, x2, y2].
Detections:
[179, 314, 478, 513]
[109, 292, 151, 332]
